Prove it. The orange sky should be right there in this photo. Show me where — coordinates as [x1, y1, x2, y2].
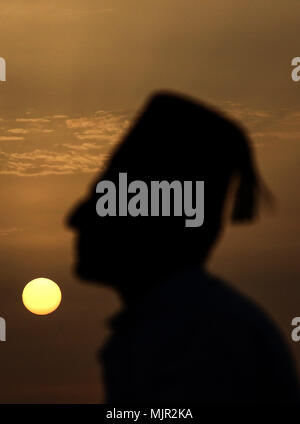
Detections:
[1, 0, 300, 403]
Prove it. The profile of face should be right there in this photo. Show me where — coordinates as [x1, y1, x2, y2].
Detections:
[67, 183, 220, 287]
[67, 92, 262, 290]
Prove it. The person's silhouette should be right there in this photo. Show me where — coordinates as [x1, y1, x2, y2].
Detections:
[67, 91, 300, 403]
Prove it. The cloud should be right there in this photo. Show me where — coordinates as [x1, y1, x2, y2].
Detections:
[16, 118, 50, 123]
[0, 148, 109, 176]
[221, 101, 274, 129]
[5, 126, 54, 136]
[65, 111, 129, 143]
[51, 114, 69, 119]
[5, 103, 300, 177]
[0, 109, 128, 176]
[0, 228, 23, 237]
[0, 136, 24, 141]
[251, 110, 300, 144]
[220, 102, 300, 147]
[41, 129, 54, 133]
[62, 142, 104, 151]
[7, 128, 28, 134]
[65, 118, 93, 129]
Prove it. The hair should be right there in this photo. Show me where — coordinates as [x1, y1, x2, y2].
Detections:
[230, 129, 273, 223]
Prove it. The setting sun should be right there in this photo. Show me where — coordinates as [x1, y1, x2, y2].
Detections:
[22, 278, 62, 315]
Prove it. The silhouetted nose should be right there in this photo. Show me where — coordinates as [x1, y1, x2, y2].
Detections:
[66, 199, 90, 229]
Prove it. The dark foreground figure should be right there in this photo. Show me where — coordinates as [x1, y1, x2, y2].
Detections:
[68, 91, 300, 403]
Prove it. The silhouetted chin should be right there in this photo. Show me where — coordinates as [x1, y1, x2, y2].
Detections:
[74, 256, 119, 287]
[74, 260, 99, 282]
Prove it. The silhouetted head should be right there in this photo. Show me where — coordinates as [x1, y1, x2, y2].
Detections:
[67, 91, 268, 300]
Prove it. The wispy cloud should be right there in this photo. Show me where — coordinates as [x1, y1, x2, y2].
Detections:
[66, 111, 129, 144]
[221, 101, 300, 147]
[7, 128, 28, 134]
[51, 114, 69, 119]
[0, 136, 24, 141]
[0, 149, 109, 177]
[0, 109, 128, 176]
[0, 227, 23, 237]
[2, 103, 299, 176]
[16, 118, 50, 123]
[62, 142, 104, 151]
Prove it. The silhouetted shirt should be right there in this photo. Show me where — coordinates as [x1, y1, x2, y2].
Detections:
[100, 268, 300, 403]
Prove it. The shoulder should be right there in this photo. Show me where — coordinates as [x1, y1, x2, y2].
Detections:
[154, 267, 286, 344]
